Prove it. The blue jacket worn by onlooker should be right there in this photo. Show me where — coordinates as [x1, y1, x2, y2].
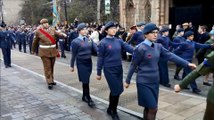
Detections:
[173, 39, 212, 61]
[70, 35, 97, 68]
[126, 39, 189, 84]
[97, 36, 134, 76]
[128, 31, 144, 46]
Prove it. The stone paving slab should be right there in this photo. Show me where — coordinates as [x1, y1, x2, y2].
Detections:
[0, 63, 139, 120]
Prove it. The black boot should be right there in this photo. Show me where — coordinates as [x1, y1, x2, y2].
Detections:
[82, 83, 95, 107]
[107, 94, 120, 120]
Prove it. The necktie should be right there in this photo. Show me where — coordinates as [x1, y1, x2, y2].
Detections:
[83, 37, 85, 41]
[151, 43, 154, 48]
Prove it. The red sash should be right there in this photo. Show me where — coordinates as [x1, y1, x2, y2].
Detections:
[39, 29, 60, 57]
[39, 29, 56, 44]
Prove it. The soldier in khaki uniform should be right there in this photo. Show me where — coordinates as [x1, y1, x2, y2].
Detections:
[31, 18, 66, 89]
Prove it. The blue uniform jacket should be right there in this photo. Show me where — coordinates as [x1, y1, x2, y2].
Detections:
[173, 40, 212, 61]
[97, 36, 134, 76]
[157, 35, 180, 50]
[126, 39, 189, 84]
[173, 36, 185, 44]
[128, 31, 144, 45]
[70, 35, 98, 68]
[0, 30, 12, 48]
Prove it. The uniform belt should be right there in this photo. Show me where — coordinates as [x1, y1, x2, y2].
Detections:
[39, 44, 56, 48]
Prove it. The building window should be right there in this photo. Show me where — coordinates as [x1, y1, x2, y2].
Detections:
[145, 0, 151, 22]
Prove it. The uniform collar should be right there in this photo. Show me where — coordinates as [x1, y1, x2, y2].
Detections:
[106, 35, 114, 38]
[78, 34, 86, 40]
[143, 39, 153, 46]
[186, 39, 193, 42]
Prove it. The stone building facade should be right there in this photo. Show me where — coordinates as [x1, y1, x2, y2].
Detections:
[119, 0, 172, 28]
[120, 0, 214, 30]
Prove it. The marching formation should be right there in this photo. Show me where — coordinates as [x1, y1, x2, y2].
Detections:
[1, 19, 214, 120]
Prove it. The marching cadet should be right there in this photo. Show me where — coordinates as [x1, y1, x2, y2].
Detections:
[0, 23, 12, 68]
[173, 28, 186, 80]
[70, 23, 97, 107]
[16, 28, 22, 52]
[157, 26, 180, 87]
[96, 21, 133, 120]
[31, 18, 67, 90]
[58, 28, 66, 58]
[124, 23, 196, 120]
[127, 21, 145, 46]
[173, 31, 214, 94]
[20, 29, 28, 53]
[174, 51, 214, 120]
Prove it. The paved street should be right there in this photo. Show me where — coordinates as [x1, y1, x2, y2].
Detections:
[0, 53, 139, 120]
[0, 49, 212, 120]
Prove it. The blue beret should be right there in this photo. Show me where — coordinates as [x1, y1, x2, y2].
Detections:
[209, 30, 214, 35]
[184, 31, 194, 37]
[177, 28, 184, 33]
[104, 21, 116, 30]
[77, 23, 86, 31]
[142, 23, 159, 34]
[160, 26, 169, 33]
[136, 21, 145, 27]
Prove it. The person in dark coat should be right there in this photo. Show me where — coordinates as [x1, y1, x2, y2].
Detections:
[156, 26, 180, 87]
[195, 25, 210, 64]
[124, 23, 197, 120]
[127, 21, 145, 46]
[70, 23, 97, 107]
[173, 28, 186, 80]
[0, 23, 12, 68]
[96, 21, 133, 120]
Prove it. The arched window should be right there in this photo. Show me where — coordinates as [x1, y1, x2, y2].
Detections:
[144, 0, 151, 22]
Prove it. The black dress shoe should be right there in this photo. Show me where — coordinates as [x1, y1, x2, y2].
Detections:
[51, 82, 57, 85]
[82, 96, 89, 103]
[88, 99, 95, 107]
[8, 65, 12, 67]
[203, 82, 211, 86]
[107, 109, 120, 120]
[5, 66, 9, 68]
[174, 75, 182, 81]
[192, 89, 201, 94]
[48, 84, 53, 90]
[162, 84, 171, 88]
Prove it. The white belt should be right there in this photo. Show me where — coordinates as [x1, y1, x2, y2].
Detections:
[39, 44, 56, 48]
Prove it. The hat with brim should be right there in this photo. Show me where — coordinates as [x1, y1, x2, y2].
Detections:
[40, 18, 48, 24]
[160, 26, 169, 33]
[130, 25, 137, 30]
[184, 31, 194, 37]
[177, 28, 184, 33]
[77, 23, 87, 31]
[182, 22, 189, 26]
[136, 21, 145, 27]
[104, 21, 116, 31]
[142, 23, 159, 35]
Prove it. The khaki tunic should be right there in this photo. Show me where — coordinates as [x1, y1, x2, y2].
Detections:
[32, 27, 61, 57]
